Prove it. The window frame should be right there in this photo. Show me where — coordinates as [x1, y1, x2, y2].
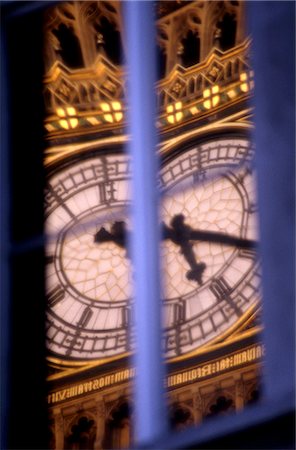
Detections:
[1, 2, 295, 449]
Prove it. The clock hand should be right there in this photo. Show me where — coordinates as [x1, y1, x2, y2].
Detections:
[162, 214, 257, 250]
[94, 214, 257, 287]
[188, 229, 257, 250]
[65, 306, 93, 356]
[162, 213, 257, 285]
[94, 221, 127, 249]
[94, 221, 130, 257]
[95, 218, 205, 285]
[162, 214, 206, 285]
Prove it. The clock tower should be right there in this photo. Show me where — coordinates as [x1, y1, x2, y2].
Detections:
[43, 2, 263, 448]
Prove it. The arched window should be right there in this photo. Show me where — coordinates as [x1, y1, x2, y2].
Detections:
[216, 13, 237, 51]
[246, 385, 262, 405]
[170, 403, 194, 431]
[206, 395, 235, 418]
[53, 24, 84, 69]
[65, 416, 96, 450]
[95, 17, 123, 65]
[188, 77, 195, 95]
[103, 400, 132, 449]
[181, 31, 200, 67]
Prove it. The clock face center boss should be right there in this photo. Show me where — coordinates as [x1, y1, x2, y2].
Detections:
[45, 138, 261, 360]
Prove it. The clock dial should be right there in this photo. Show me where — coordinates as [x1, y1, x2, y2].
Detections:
[159, 137, 260, 357]
[58, 209, 132, 303]
[45, 137, 261, 361]
[45, 153, 133, 360]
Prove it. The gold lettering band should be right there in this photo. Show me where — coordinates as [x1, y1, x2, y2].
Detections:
[48, 344, 264, 404]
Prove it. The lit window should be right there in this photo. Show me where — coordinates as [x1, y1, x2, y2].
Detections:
[100, 101, 123, 123]
[166, 102, 183, 124]
[56, 106, 78, 130]
[203, 85, 220, 109]
[227, 89, 237, 99]
[240, 71, 255, 93]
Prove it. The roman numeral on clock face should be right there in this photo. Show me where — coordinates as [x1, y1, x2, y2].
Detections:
[173, 300, 186, 325]
[193, 169, 207, 184]
[48, 285, 65, 307]
[77, 306, 93, 328]
[238, 247, 257, 260]
[98, 181, 116, 204]
[210, 277, 232, 300]
[122, 306, 131, 328]
[210, 277, 242, 317]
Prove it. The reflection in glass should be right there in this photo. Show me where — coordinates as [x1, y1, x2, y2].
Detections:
[43, 1, 263, 448]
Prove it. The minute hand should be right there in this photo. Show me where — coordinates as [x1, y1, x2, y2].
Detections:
[188, 229, 257, 250]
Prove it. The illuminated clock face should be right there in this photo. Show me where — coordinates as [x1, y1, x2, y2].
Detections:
[45, 137, 261, 361]
[159, 137, 260, 358]
[45, 153, 133, 360]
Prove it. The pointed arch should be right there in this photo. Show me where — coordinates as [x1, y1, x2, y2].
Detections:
[65, 414, 96, 450]
[217, 12, 237, 51]
[169, 402, 195, 431]
[188, 77, 195, 95]
[52, 24, 84, 69]
[94, 17, 123, 65]
[103, 399, 133, 449]
[181, 30, 201, 67]
[205, 392, 235, 419]
[246, 383, 262, 406]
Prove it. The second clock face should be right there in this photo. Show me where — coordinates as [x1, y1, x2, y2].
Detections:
[159, 138, 260, 357]
[45, 137, 261, 361]
[45, 154, 133, 360]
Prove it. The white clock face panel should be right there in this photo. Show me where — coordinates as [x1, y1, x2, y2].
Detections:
[162, 174, 246, 298]
[58, 208, 132, 303]
[45, 138, 261, 361]
[45, 154, 133, 359]
[159, 138, 260, 357]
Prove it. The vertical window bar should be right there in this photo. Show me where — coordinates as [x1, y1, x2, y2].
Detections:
[248, 1, 295, 404]
[124, 1, 167, 446]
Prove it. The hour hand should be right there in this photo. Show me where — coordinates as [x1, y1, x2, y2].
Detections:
[162, 215, 206, 286]
[94, 226, 113, 244]
[94, 221, 127, 251]
[188, 229, 257, 250]
[161, 221, 174, 241]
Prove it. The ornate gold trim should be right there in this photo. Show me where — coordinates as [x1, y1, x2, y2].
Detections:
[47, 351, 130, 381]
[47, 304, 261, 380]
[45, 121, 260, 376]
[44, 112, 253, 166]
[44, 135, 128, 166]
[160, 115, 253, 156]
[168, 304, 262, 364]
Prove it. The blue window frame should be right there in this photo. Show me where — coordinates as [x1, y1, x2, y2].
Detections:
[1, 2, 294, 449]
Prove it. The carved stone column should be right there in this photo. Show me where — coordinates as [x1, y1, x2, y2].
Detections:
[44, 31, 62, 73]
[94, 400, 106, 450]
[75, 13, 98, 67]
[165, 19, 182, 74]
[235, 1, 246, 45]
[53, 408, 64, 450]
[199, 1, 215, 61]
[193, 392, 203, 425]
[235, 378, 245, 411]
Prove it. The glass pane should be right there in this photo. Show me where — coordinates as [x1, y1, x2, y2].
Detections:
[43, 1, 263, 448]
[161, 137, 262, 431]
